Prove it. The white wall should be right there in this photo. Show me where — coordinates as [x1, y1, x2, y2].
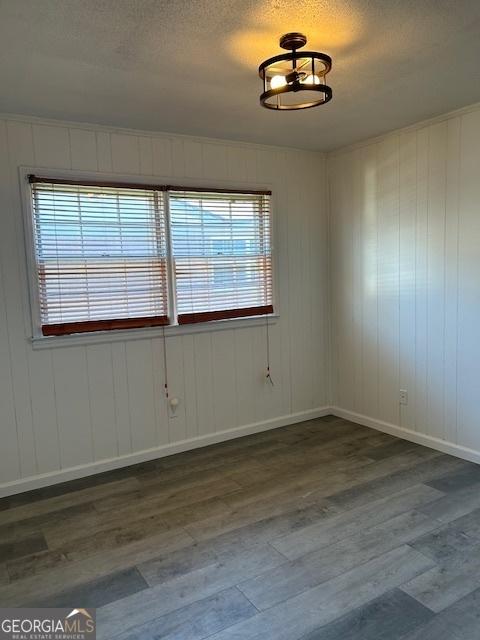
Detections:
[6, 100, 480, 497]
[0, 115, 330, 495]
[329, 103, 480, 462]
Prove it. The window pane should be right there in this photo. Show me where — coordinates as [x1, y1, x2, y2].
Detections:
[169, 191, 273, 322]
[31, 182, 169, 332]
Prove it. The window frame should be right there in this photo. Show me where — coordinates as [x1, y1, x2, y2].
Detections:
[20, 167, 278, 347]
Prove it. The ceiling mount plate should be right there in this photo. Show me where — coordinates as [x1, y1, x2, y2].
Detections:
[279, 32, 307, 50]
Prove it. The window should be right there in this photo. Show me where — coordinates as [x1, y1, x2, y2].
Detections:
[27, 177, 273, 336]
[169, 189, 273, 324]
[30, 178, 169, 336]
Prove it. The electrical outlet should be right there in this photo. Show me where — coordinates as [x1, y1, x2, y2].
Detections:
[399, 389, 408, 405]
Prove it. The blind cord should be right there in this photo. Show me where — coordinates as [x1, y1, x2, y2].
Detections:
[162, 326, 169, 399]
[265, 313, 274, 386]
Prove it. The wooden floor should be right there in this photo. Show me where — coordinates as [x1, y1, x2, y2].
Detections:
[2, 416, 480, 639]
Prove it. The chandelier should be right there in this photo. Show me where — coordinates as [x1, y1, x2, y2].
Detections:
[259, 33, 332, 110]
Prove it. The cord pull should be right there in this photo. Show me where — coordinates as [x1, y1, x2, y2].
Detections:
[162, 326, 169, 400]
[266, 366, 274, 386]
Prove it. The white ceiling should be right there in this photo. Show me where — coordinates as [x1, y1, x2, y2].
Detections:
[1, 0, 480, 151]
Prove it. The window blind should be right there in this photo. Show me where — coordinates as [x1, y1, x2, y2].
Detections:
[169, 189, 273, 324]
[30, 179, 169, 335]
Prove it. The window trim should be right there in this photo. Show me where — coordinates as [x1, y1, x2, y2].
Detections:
[20, 167, 278, 346]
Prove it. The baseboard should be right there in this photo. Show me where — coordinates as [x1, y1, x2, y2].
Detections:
[0, 406, 331, 497]
[6, 404, 479, 498]
[331, 406, 480, 466]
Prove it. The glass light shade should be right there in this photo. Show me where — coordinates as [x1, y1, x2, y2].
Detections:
[270, 75, 287, 89]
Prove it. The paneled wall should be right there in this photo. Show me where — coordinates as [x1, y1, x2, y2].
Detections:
[0, 115, 329, 494]
[329, 104, 480, 461]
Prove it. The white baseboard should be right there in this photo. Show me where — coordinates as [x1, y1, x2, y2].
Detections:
[331, 406, 480, 466]
[0, 406, 331, 497]
[4, 404, 478, 497]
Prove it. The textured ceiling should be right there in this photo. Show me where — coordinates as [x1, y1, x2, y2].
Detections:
[1, 0, 480, 151]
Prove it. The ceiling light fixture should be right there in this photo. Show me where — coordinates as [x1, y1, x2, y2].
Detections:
[259, 33, 332, 110]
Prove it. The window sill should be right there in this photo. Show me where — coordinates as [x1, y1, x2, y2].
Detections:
[30, 313, 279, 350]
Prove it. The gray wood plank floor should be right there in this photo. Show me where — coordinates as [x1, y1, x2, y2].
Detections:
[1, 416, 480, 639]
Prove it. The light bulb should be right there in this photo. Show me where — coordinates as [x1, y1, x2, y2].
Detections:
[270, 75, 287, 89]
[303, 74, 321, 85]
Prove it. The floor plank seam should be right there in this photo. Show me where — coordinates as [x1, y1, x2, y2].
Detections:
[234, 584, 261, 613]
[2, 417, 480, 639]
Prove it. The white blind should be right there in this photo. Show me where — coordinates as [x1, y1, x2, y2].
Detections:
[30, 180, 169, 335]
[169, 190, 273, 323]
